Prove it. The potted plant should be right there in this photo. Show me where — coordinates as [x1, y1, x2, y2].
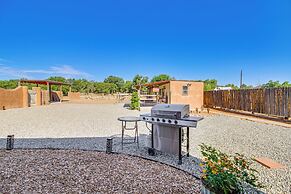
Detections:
[199, 144, 264, 194]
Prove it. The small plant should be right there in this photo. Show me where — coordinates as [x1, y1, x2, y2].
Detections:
[199, 144, 263, 194]
[130, 91, 140, 110]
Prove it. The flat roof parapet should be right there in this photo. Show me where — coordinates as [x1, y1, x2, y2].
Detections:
[19, 79, 71, 86]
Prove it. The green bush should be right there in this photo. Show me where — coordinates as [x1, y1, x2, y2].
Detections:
[199, 144, 263, 194]
[130, 91, 140, 110]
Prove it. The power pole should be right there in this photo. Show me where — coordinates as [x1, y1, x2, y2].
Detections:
[240, 69, 243, 88]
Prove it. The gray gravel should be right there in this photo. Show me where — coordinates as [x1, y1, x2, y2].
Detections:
[0, 103, 290, 194]
[0, 149, 200, 193]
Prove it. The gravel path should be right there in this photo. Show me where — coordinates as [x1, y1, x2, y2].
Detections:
[0, 103, 290, 193]
[0, 149, 200, 193]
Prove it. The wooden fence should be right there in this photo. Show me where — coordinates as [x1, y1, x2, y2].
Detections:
[204, 88, 291, 118]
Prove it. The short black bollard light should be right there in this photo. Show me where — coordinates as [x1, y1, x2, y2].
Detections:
[106, 138, 113, 153]
[6, 135, 14, 150]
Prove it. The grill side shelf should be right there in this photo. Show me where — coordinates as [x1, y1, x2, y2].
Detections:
[140, 115, 198, 127]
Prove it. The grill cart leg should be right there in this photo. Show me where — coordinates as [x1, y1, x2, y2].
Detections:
[178, 127, 182, 165]
[148, 123, 155, 156]
[187, 127, 189, 157]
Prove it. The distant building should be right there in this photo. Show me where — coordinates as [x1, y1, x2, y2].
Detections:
[139, 80, 204, 110]
[214, 86, 232, 91]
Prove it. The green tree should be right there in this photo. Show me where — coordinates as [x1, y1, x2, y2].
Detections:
[121, 81, 133, 93]
[71, 79, 91, 93]
[94, 82, 118, 94]
[241, 84, 253, 89]
[151, 74, 174, 83]
[47, 76, 70, 95]
[262, 80, 281, 88]
[132, 74, 148, 86]
[225, 83, 239, 89]
[104, 76, 125, 92]
[204, 79, 218, 91]
[132, 74, 149, 92]
[0, 80, 18, 89]
[281, 81, 291, 87]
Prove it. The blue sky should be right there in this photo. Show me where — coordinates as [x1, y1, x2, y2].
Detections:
[0, 0, 290, 86]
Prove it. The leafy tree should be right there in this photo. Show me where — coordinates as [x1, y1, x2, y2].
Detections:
[281, 81, 291, 87]
[132, 74, 148, 86]
[94, 82, 118, 94]
[241, 84, 253, 89]
[225, 84, 239, 90]
[262, 80, 285, 88]
[0, 80, 18, 89]
[151, 74, 174, 83]
[132, 74, 149, 92]
[47, 76, 70, 95]
[121, 81, 133, 93]
[104, 76, 125, 92]
[204, 79, 218, 91]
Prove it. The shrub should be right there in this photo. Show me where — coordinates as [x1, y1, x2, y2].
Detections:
[130, 91, 140, 110]
[199, 144, 263, 194]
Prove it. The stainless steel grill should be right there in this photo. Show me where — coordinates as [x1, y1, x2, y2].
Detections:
[140, 104, 203, 164]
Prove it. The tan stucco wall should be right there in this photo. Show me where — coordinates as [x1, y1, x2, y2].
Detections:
[32, 87, 42, 106]
[41, 90, 49, 105]
[68, 92, 81, 101]
[169, 81, 204, 110]
[0, 86, 28, 109]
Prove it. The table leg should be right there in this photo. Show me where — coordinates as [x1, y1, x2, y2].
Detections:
[121, 121, 124, 150]
[178, 127, 182, 165]
[187, 127, 189, 157]
[151, 124, 154, 149]
[136, 121, 139, 148]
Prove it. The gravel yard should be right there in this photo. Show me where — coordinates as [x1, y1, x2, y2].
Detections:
[0, 149, 200, 193]
[0, 103, 290, 193]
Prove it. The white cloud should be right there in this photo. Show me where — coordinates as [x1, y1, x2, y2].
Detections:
[0, 58, 11, 63]
[0, 64, 29, 78]
[0, 64, 92, 79]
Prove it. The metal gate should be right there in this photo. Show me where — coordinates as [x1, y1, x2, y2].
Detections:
[28, 90, 37, 106]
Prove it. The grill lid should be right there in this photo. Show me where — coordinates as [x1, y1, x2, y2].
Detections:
[151, 104, 190, 119]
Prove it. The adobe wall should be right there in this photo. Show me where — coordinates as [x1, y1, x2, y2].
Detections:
[68, 92, 81, 101]
[169, 81, 204, 110]
[0, 86, 29, 109]
[41, 90, 49, 105]
[32, 87, 42, 106]
[158, 83, 170, 103]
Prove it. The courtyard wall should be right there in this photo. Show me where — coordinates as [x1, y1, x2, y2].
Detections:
[0, 86, 29, 109]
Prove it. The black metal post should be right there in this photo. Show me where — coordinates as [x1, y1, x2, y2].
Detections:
[148, 123, 155, 156]
[121, 121, 124, 150]
[136, 121, 139, 148]
[151, 124, 154, 149]
[187, 127, 190, 157]
[178, 127, 182, 165]
[6, 135, 14, 150]
[106, 138, 113, 153]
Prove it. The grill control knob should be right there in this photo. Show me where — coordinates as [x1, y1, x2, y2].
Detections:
[151, 118, 155, 121]
[157, 118, 160, 122]
[168, 120, 172, 123]
[174, 120, 178, 124]
[143, 117, 146, 120]
[162, 119, 166, 122]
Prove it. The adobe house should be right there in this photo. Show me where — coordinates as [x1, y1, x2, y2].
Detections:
[1, 80, 80, 110]
[19, 80, 72, 105]
[140, 80, 204, 110]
